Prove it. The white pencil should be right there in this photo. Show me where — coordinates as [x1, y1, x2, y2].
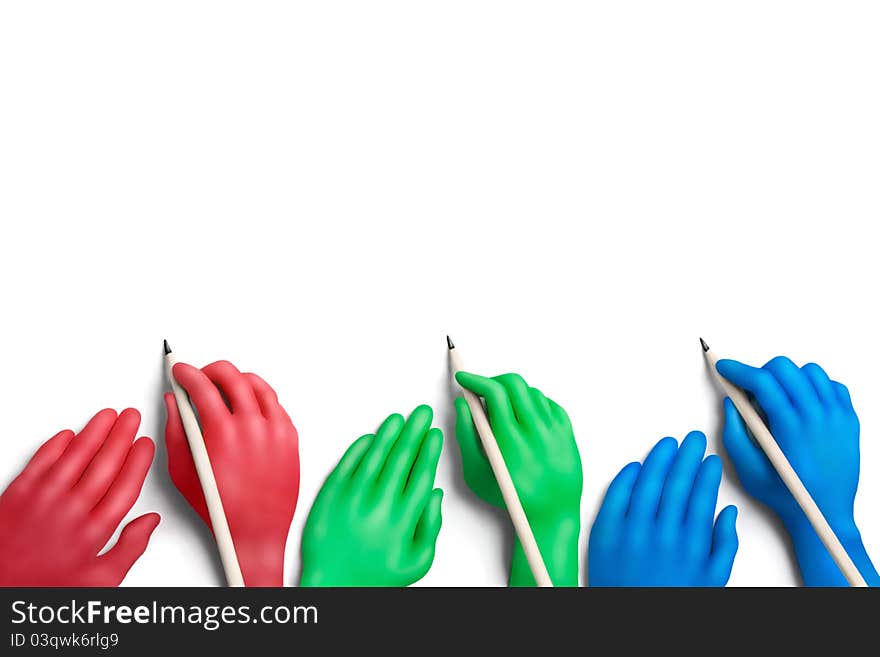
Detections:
[701, 338, 867, 587]
[164, 340, 245, 587]
[447, 336, 553, 587]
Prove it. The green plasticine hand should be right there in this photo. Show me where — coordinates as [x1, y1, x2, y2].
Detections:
[300, 405, 444, 587]
[454, 372, 583, 586]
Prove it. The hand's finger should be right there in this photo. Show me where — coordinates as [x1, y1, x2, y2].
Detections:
[455, 371, 517, 431]
[684, 455, 723, 552]
[493, 373, 538, 428]
[172, 362, 231, 426]
[328, 434, 374, 482]
[657, 431, 707, 529]
[50, 409, 118, 488]
[548, 399, 573, 429]
[96, 513, 161, 584]
[833, 381, 854, 408]
[402, 428, 443, 523]
[380, 405, 434, 492]
[75, 408, 142, 506]
[243, 372, 283, 420]
[706, 505, 738, 585]
[802, 363, 836, 407]
[592, 461, 641, 530]
[403, 488, 443, 584]
[355, 412, 405, 480]
[163, 391, 188, 462]
[91, 437, 155, 530]
[721, 397, 774, 483]
[530, 387, 552, 422]
[202, 360, 260, 416]
[715, 359, 797, 428]
[764, 356, 820, 414]
[16, 430, 75, 483]
[163, 393, 210, 527]
[627, 437, 678, 523]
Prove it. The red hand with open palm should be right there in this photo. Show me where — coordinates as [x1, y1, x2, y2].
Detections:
[0, 408, 159, 587]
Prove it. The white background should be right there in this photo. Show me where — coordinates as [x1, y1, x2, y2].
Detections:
[1, 2, 878, 587]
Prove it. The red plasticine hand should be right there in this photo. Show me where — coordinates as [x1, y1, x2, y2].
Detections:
[164, 360, 299, 587]
[0, 409, 159, 587]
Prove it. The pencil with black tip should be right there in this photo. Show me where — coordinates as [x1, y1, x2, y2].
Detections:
[164, 340, 245, 587]
[448, 336, 553, 587]
[701, 338, 867, 587]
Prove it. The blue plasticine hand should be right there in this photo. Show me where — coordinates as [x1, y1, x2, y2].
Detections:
[717, 356, 879, 586]
[588, 432, 738, 586]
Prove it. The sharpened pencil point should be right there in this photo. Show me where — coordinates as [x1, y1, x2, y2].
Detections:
[164, 339, 172, 355]
[446, 335, 455, 350]
[699, 337, 710, 353]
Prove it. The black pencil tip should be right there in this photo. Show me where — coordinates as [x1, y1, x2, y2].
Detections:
[446, 335, 455, 350]
[164, 339, 172, 355]
[699, 337, 710, 352]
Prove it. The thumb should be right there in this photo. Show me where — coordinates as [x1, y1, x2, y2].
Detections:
[164, 391, 188, 460]
[454, 397, 504, 506]
[706, 505, 738, 585]
[415, 488, 444, 547]
[404, 489, 443, 583]
[97, 513, 161, 584]
[164, 392, 211, 528]
[454, 397, 489, 470]
[722, 397, 773, 483]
